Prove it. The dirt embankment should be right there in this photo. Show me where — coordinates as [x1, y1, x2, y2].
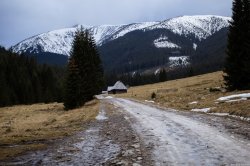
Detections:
[0, 100, 99, 161]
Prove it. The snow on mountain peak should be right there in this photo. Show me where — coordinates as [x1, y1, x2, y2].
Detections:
[146, 15, 230, 40]
[11, 22, 159, 56]
[110, 22, 159, 40]
[11, 15, 230, 56]
[12, 27, 76, 55]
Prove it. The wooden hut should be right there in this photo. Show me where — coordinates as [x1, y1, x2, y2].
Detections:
[108, 81, 127, 94]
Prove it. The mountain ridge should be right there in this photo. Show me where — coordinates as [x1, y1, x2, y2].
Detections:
[11, 15, 230, 56]
[10, 15, 230, 73]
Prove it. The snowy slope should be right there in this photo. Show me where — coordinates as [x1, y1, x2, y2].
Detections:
[110, 22, 158, 40]
[12, 25, 124, 56]
[11, 15, 230, 56]
[11, 22, 159, 56]
[146, 15, 230, 40]
[12, 27, 76, 55]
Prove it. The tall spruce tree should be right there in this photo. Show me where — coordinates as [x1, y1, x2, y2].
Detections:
[64, 58, 80, 110]
[242, 0, 250, 87]
[159, 68, 167, 82]
[64, 27, 104, 110]
[224, 0, 250, 90]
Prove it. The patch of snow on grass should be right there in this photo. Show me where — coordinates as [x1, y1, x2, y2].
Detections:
[209, 113, 229, 116]
[105, 96, 113, 99]
[225, 98, 248, 103]
[189, 101, 198, 105]
[191, 108, 211, 113]
[145, 100, 155, 103]
[217, 93, 250, 102]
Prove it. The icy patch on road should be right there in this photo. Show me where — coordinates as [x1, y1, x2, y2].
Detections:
[72, 127, 119, 165]
[217, 93, 250, 102]
[96, 109, 108, 120]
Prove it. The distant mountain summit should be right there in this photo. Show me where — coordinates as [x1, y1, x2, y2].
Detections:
[11, 15, 230, 72]
[11, 22, 159, 56]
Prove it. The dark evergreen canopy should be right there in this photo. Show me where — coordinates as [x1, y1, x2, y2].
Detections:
[64, 27, 104, 110]
[0, 46, 64, 107]
[224, 0, 250, 90]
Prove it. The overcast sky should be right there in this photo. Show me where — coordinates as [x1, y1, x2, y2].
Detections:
[0, 0, 232, 48]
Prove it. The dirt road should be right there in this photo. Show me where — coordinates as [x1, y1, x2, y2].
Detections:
[111, 98, 250, 165]
[1, 97, 250, 165]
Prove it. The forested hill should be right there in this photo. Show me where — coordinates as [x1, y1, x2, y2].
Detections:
[0, 46, 65, 107]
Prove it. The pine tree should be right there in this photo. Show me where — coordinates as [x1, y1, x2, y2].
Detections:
[242, 0, 250, 88]
[64, 27, 104, 109]
[224, 0, 250, 90]
[159, 68, 167, 82]
[64, 58, 80, 110]
[87, 31, 104, 95]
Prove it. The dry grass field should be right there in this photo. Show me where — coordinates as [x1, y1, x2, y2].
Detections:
[118, 71, 250, 117]
[0, 100, 99, 160]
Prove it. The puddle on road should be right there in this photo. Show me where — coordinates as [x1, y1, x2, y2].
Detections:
[96, 109, 108, 121]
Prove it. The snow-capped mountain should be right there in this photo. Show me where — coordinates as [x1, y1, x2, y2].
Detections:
[11, 22, 159, 56]
[11, 15, 230, 57]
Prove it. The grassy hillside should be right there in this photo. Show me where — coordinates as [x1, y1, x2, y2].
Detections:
[0, 101, 99, 160]
[118, 71, 250, 117]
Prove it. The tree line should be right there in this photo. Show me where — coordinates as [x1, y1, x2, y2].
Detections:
[0, 27, 104, 109]
[0, 46, 64, 107]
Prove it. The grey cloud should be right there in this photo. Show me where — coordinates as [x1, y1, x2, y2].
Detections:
[0, 0, 232, 48]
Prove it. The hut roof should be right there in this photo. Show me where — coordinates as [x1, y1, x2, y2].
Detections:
[113, 81, 127, 90]
[107, 81, 127, 91]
